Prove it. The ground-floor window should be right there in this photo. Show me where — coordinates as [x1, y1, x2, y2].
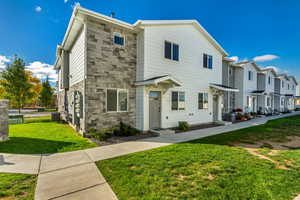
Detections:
[281, 98, 285, 106]
[246, 96, 251, 107]
[198, 93, 208, 109]
[171, 91, 185, 110]
[106, 89, 128, 112]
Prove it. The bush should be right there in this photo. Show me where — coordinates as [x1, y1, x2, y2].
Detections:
[244, 113, 252, 120]
[114, 122, 139, 137]
[89, 128, 113, 141]
[236, 112, 243, 120]
[178, 121, 189, 131]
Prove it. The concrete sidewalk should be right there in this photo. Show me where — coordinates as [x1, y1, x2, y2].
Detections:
[1, 111, 299, 200]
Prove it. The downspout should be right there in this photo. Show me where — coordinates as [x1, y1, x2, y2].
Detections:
[83, 17, 88, 137]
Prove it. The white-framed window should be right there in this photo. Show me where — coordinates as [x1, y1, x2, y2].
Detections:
[282, 81, 284, 88]
[229, 68, 233, 76]
[164, 41, 179, 61]
[203, 54, 213, 69]
[281, 98, 284, 106]
[268, 76, 271, 85]
[106, 89, 128, 112]
[288, 84, 290, 90]
[171, 91, 185, 110]
[198, 93, 208, 109]
[248, 71, 253, 81]
[113, 32, 125, 46]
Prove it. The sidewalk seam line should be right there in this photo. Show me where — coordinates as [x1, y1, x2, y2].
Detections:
[39, 161, 94, 175]
[48, 182, 106, 200]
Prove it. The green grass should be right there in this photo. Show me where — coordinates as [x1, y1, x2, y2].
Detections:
[97, 115, 300, 200]
[0, 116, 97, 154]
[0, 173, 36, 200]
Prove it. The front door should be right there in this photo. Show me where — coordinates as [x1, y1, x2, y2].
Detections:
[213, 95, 219, 122]
[252, 97, 256, 112]
[149, 91, 161, 129]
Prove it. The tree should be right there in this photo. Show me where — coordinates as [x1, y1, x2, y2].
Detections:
[0, 56, 34, 113]
[39, 76, 54, 108]
[26, 71, 42, 107]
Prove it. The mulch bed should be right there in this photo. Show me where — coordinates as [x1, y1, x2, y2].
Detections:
[171, 123, 222, 133]
[91, 132, 158, 146]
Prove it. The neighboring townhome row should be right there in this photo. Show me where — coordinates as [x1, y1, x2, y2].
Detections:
[55, 6, 298, 135]
[222, 59, 298, 119]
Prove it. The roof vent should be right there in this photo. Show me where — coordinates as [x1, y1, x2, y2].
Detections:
[110, 12, 115, 18]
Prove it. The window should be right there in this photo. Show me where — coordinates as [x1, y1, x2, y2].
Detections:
[268, 76, 271, 85]
[282, 81, 284, 88]
[281, 98, 284, 106]
[107, 89, 128, 112]
[171, 91, 185, 110]
[248, 71, 253, 81]
[293, 85, 295, 90]
[198, 93, 208, 109]
[229, 68, 232, 76]
[288, 84, 290, 90]
[165, 41, 179, 61]
[113, 33, 125, 46]
[203, 54, 213, 69]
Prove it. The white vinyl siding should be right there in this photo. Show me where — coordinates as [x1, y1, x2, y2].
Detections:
[136, 24, 223, 129]
[69, 28, 86, 86]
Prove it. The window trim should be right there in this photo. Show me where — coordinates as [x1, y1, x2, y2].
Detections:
[113, 32, 125, 46]
[164, 40, 179, 62]
[106, 88, 129, 113]
[171, 91, 185, 111]
[198, 92, 209, 110]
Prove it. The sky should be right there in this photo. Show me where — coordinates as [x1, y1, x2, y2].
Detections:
[0, 0, 300, 84]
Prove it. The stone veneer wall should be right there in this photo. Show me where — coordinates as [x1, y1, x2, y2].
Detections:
[67, 80, 85, 133]
[85, 17, 137, 131]
[0, 99, 9, 141]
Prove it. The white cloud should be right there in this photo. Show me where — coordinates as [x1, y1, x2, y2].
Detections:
[253, 54, 279, 62]
[25, 61, 57, 83]
[0, 55, 10, 71]
[35, 6, 42, 12]
[64, 0, 68, 3]
[229, 56, 239, 62]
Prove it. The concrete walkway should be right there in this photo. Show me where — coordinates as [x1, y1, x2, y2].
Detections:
[1, 112, 300, 200]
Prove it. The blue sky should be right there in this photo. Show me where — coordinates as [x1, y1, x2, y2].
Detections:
[0, 0, 300, 83]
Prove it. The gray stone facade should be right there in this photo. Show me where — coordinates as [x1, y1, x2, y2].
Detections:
[0, 99, 9, 141]
[85, 17, 137, 131]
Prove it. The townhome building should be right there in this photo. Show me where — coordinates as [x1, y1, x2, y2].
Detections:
[231, 61, 261, 113]
[55, 6, 236, 134]
[256, 68, 277, 114]
[274, 74, 297, 112]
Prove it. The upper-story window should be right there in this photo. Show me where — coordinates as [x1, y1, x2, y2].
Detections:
[288, 84, 290, 90]
[268, 76, 271, 85]
[293, 85, 295, 90]
[229, 68, 233, 76]
[203, 54, 213, 69]
[113, 32, 125, 46]
[282, 81, 284, 88]
[248, 71, 253, 81]
[165, 41, 179, 61]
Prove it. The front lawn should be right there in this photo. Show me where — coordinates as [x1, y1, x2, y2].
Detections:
[98, 115, 300, 200]
[0, 173, 36, 200]
[0, 116, 97, 154]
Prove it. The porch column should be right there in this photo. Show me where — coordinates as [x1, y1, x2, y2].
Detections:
[0, 99, 9, 141]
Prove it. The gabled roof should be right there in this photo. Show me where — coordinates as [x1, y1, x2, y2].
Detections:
[277, 73, 289, 80]
[288, 76, 298, 85]
[235, 61, 261, 72]
[55, 6, 229, 68]
[135, 75, 183, 87]
[134, 20, 228, 56]
[259, 68, 277, 76]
